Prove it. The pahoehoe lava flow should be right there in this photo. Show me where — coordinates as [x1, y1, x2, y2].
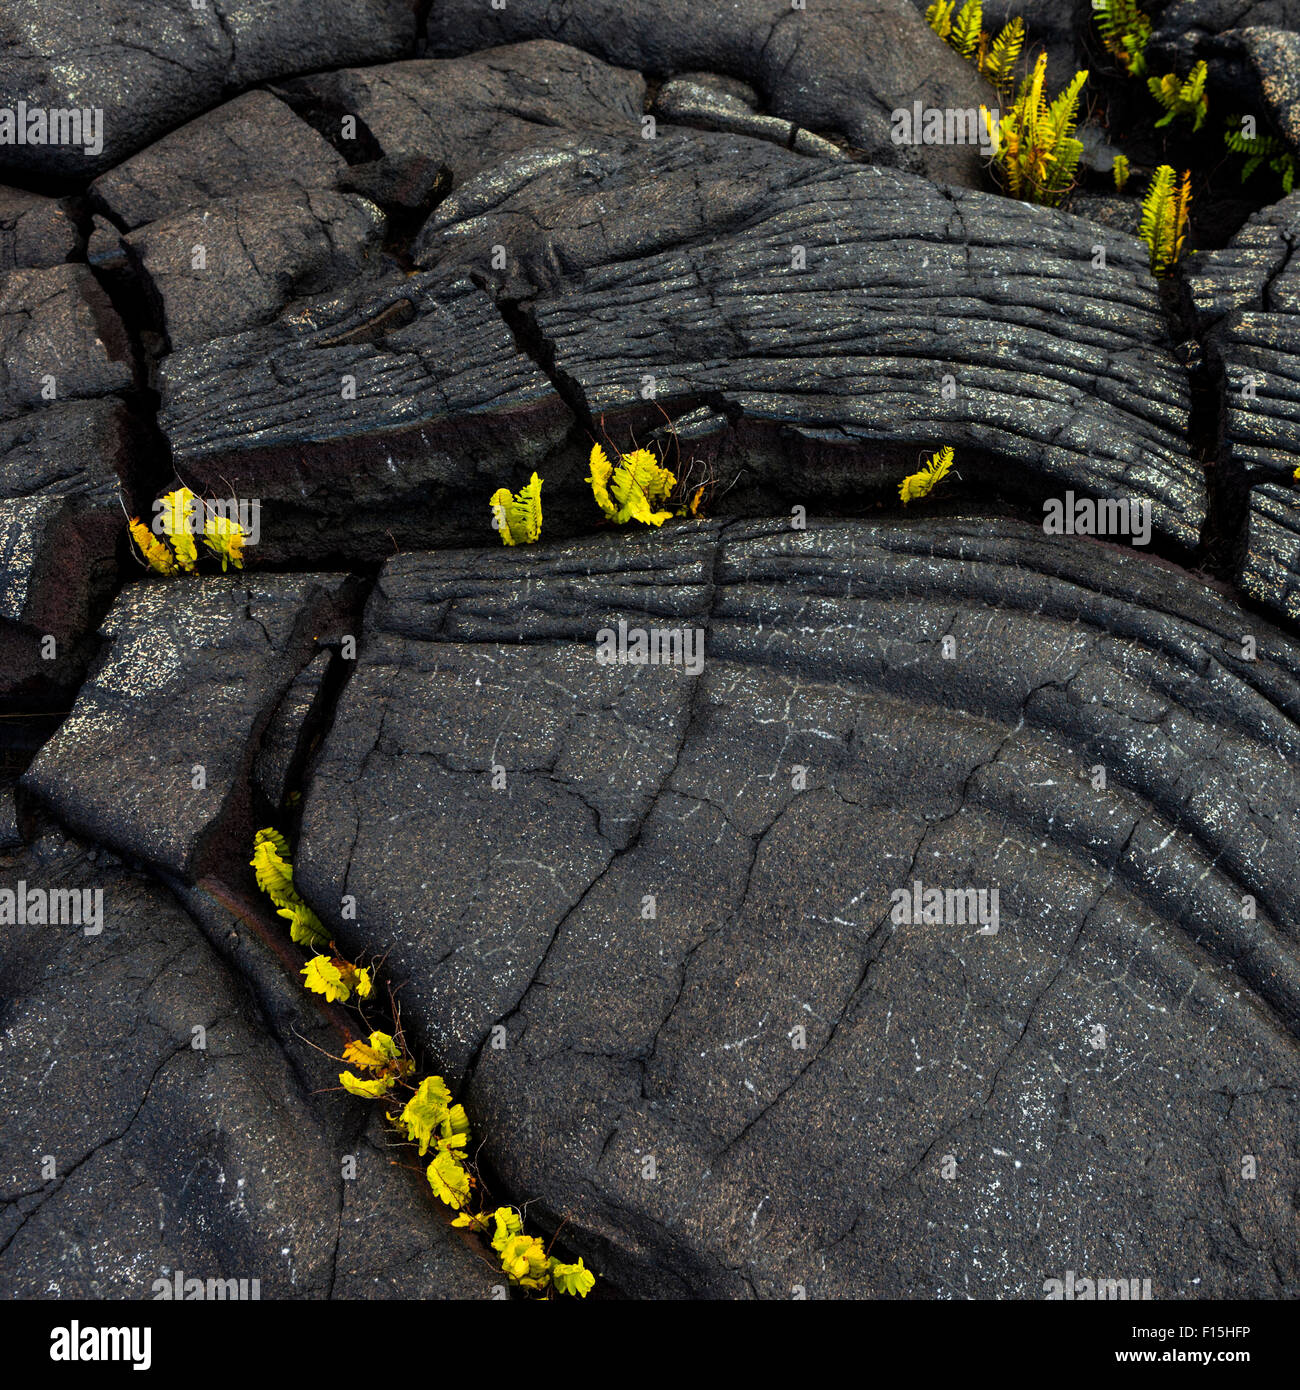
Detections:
[1, 0, 1298, 1318]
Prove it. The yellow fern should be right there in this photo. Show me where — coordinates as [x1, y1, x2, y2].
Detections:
[301, 954, 372, 1004]
[900, 446, 956, 504]
[339, 1071, 397, 1098]
[950, 0, 983, 60]
[982, 55, 1087, 205]
[925, 0, 957, 40]
[157, 488, 199, 573]
[588, 444, 678, 527]
[201, 512, 245, 571]
[250, 827, 296, 907]
[250, 827, 328, 947]
[342, 1030, 407, 1075]
[1138, 165, 1191, 274]
[128, 517, 178, 576]
[981, 18, 1024, 95]
[250, 827, 596, 1298]
[489, 472, 544, 545]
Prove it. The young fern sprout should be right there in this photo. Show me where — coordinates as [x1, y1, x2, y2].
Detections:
[587, 444, 677, 526]
[900, 446, 957, 504]
[128, 486, 248, 576]
[251, 826, 329, 948]
[488, 472, 543, 545]
[1112, 154, 1130, 192]
[586, 419, 708, 526]
[127, 517, 179, 576]
[1138, 165, 1192, 275]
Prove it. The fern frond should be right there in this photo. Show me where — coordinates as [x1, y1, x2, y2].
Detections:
[251, 827, 297, 910]
[1138, 165, 1191, 275]
[1049, 68, 1089, 141]
[1183, 60, 1208, 130]
[277, 900, 330, 949]
[1224, 116, 1297, 193]
[926, 0, 957, 40]
[249, 821, 596, 1296]
[1170, 169, 1192, 265]
[1092, 0, 1151, 76]
[1149, 60, 1209, 129]
[982, 18, 1024, 94]
[900, 446, 956, 505]
[1138, 164, 1171, 245]
[157, 488, 199, 572]
[1112, 153, 1130, 191]
[489, 472, 544, 545]
[128, 517, 178, 576]
[951, 0, 984, 60]
[1148, 72, 1178, 119]
[588, 443, 678, 527]
[1044, 135, 1084, 198]
[200, 512, 245, 571]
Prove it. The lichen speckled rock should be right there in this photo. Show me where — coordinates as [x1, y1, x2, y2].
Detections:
[125, 188, 387, 349]
[0, 401, 146, 709]
[0, 264, 133, 419]
[0, 186, 81, 269]
[21, 575, 357, 878]
[427, 0, 995, 186]
[0, 197, 141, 712]
[1191, 193, 1300, 621]
[89, 90, 350, 232]
[0, 0, 418, 177]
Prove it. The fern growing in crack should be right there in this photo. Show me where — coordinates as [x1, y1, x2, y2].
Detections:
[251, 826, 597, 1297]
[1138, 165, 1192, 275]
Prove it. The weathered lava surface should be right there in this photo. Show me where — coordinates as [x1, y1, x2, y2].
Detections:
[2, 0, 1299, 1300]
